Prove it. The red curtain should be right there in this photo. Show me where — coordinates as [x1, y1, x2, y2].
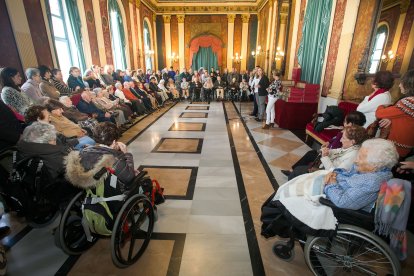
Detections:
[189, 35, 223, 67]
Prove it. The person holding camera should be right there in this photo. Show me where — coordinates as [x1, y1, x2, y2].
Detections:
[262, 72, 282, 129]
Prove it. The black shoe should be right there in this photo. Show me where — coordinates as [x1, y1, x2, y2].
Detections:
[249, 113, 256, 116]
[255, 118, 261, 122]
[281, 170, 291, 176]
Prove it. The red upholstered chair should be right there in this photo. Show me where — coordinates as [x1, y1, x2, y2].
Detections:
[305, 101, 359, 144]
[70, 93, 82, 106]
[287, 83, 320, 103]
[274, 100, 318, 129]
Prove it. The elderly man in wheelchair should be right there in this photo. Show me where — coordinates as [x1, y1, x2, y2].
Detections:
[261, 138, 411, 276]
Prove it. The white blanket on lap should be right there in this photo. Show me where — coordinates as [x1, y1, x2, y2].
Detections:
[273, 170, 338, 231]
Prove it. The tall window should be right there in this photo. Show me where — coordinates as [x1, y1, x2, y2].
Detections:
[143, 20, 152, 70]
[48, 0, 86, 80]
[369, 24, 388, 73]
[108, 0, 127, 70]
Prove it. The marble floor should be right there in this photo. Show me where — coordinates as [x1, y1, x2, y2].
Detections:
[2, 101, 413, 275]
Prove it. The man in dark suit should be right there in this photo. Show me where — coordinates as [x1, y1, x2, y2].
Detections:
[255, 67, 269, 122]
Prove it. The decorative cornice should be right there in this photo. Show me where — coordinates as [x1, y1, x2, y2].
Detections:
[136, 0, 141, 8]
[227, 14, 236, 23]
[177, 14, 185, 23]
[157, 5, 256, 14]
[241, 13, 250, 23]
[152, 14, 157, 22]
[400, 0, 410, 13]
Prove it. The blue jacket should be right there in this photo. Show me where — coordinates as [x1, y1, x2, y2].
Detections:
[76, 99, 110, 122]
[67, 75, 85, 90]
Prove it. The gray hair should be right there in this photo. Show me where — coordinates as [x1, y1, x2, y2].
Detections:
[93, 88, 102, 94]
[115, 82, 123, 89]
[25, 68, 40, 79]
[22, 122, 57, 144]
[361, 139, 399, 170]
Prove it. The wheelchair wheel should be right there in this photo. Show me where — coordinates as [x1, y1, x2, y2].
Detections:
[272, 240, 295, 262]
[111, 194, 154, 268]
[304, 224, 400, 276]
[58, 191, 97, 255]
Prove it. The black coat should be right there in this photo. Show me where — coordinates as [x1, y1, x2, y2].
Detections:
[0, 100, 23, 151]
[258, 75, 270, 96]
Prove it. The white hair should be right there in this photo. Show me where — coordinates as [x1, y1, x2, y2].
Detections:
[361, 139, 399, 170]
[22, 122, 56, 144]
[115, 83, 123, 89]
[93, 88, 102, 94]
[25, 68, 40, 79]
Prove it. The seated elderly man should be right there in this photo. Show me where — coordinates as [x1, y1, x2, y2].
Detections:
[114, 82, 146, 115]
[59, 96, 89, 122]
[17, 122, 70, 181]
[46, 99, 96, 150]
[129, 81, 153, 111]
[21, 68, 46, 104]
[261, 139, 399, 238]
[77, 91, 114, 122]
[91, 88, 126, 126]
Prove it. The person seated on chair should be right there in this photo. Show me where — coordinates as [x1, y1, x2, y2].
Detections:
[38, 65, 60, 100]
[149, 77, 167, 103]
[214, 76, 225, 100]
[65, 122, 137, 189]
[167, 78, 180, 99]
[239, 78, 249, 102]
[192, 76, 202, 102]
[46, 100, 96, 150]
[67, 67, 86, 91]
[181, 78, 190, 100]
[17, 121, 71, 181]
[356, 71, 393, 128]
[21, 68, 47, 104]
[0, 99, 23, 151]
[287, 125, 368, 180]
[229, 77, 239, 100]
[203, 77, 214, 102]
[282, 111, 367, 177]
[51, 68, 72, 96]
[77, 91, 114, 122]
[158, 79, 173, 101]
[120, 82, 148, 115]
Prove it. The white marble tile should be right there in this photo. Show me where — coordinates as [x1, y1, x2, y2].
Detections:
[187, 215, 245, 234]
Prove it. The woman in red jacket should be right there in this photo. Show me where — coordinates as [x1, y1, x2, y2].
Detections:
[376, 70, 414, 158]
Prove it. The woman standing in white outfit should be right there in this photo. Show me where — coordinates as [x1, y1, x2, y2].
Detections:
[356, 71, 393, 128]
[263, 72, 282, 129]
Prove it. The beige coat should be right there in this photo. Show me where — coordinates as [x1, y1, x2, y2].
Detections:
[50, 113, 84, 137]
[39, 79, 60, 99]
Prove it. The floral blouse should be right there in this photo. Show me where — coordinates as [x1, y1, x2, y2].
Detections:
[1, 86, 31, 115]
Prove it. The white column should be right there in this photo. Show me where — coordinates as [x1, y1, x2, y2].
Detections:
[241, 14, 250, 71]
[92, 0, 106, 66]
[329, 0, 360, 100]
[163, 15, 172, 68]
[227, 14, 236, 71]
[152, 14, 158, 70]
[129, 2, 137, 69]
[136, 3, 144, 69]
[264, 0, 274, 73]
[5, 0, 38, 68]
[76, 0, 93, 68]
[177, 15, 185, 70]
[268, 0, 278, 74]
[288, 0, 302, 79]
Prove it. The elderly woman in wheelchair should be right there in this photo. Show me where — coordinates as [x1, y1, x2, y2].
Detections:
[0, 122, 77, 227]
[261, 139, 410, 275]
[59, 121, 160, 267]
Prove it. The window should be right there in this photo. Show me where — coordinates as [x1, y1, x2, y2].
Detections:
[143, 20, 152, 70]
[48, 0, 86, 80]
[108, 0, 127, 70]
[368, 24, 388, 74]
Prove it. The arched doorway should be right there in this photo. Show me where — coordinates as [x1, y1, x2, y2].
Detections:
[189, 34, 223, 71]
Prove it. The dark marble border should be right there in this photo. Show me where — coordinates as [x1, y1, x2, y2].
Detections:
[151, 138, 204, 154]
[168, 122, 206, 132]
[137, 166, 198, 200]
[3, 225, 32, 251]
[56, 233, 187, 276]
[222, 102, 266, 276]
[185, 106, 210, 110]
[178, 112, 209, 118]
[231, 102, 279, 190]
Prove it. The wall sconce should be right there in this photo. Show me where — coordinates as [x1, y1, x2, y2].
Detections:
[170, 52, 179, 63]
[251, 45, 263, 57]
[232, 53, 242, 64]
[381, 50, 400, 64]
[274, 47, 285, 61]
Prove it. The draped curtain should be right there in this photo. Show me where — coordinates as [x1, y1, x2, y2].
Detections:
[191, 47, 219, 72]
[297, 0, 333, 84]
[108, 0, 127, 69]
[65, 0, 86, 72]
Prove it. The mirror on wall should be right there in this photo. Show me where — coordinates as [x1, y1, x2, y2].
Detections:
[273, 0, 291, 76]
[356, 0, 408, 83]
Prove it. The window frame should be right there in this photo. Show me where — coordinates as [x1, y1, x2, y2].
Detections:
[368, 23, 389, 74]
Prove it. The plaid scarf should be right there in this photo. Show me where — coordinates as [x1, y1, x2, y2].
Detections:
[375, 178, 411, 260]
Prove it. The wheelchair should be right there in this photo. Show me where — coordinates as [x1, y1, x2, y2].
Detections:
[263, 197, 401, 276]
[56, 169, 157, 268]
[0, 147, 77, 228]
